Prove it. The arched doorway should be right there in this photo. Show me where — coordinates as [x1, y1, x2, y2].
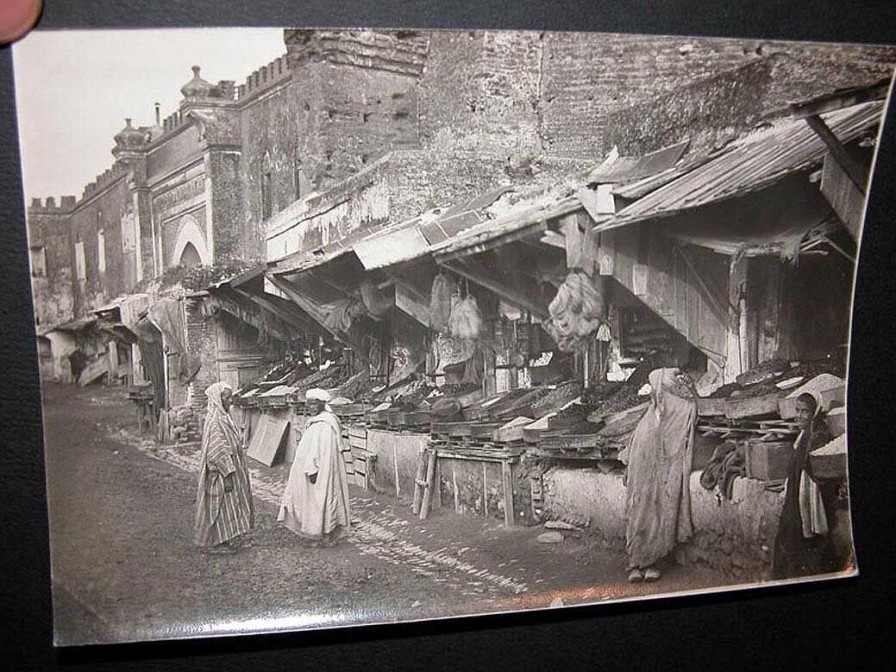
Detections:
[179, 241, 202, 268]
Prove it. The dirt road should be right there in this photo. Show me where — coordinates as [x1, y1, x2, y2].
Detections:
[43, 384, 727, 645]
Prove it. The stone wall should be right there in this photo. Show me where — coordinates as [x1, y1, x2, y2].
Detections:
[418, 31, 543, 157]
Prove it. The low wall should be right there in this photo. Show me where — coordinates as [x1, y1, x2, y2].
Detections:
[365, 429, 428, 500]
[543, 466, 785, 578]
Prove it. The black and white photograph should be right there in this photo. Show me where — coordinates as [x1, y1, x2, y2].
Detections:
[10, 25, 896, 646]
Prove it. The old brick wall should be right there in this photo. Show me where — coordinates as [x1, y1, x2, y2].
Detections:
[418, 31, 543, 158]
[239, 80, 296, 259]
[604, 46, 896, 157]
[244, 35, 424, 258]
[538, 32, 759, 159]
[27, 201, 75, 328]
[185, 298, 219, 411]
[208, 151, 247, 262]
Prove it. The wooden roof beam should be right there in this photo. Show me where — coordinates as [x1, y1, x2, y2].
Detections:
[803, 114, 869, 195]
[440, 258, 550, 320]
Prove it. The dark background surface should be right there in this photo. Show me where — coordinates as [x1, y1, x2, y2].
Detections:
[2, 2, 895, 669]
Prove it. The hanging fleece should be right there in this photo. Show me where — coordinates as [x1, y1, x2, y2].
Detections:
[449, 294, 483, 341]
[545, 271, 605, 352]
[360, 279, 394, 318]
[429, 274, 456, 334]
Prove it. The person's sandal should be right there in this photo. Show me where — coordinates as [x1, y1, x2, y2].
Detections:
[643, 567, 661, 582]
[627, 568, 644, 583]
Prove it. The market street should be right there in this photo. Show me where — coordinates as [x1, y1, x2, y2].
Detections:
[43, 383, 729, 645]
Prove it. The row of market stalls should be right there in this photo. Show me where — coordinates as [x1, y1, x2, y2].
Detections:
[43, 86, 876, 577]
[220, 90, 880, 575]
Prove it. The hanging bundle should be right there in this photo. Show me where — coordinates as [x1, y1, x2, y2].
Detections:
[360, 279, 394, 318]
[545, 271, 605, 352]
[449, 294, 483, 341]
[323, 298, 364, 334]
[429, 273, 456, 334]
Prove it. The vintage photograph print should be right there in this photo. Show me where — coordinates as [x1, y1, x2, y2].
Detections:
[13, 27, 895, 646]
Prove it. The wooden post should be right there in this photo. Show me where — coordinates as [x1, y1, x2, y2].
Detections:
[412, 447, 427, 514]
[482, 462, 489, 518]
[502, 460, 515, 526]
[392, 443, 401, 499]
[419, 450, 438, 520]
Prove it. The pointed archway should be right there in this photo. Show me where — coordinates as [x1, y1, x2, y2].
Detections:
[171, 215, 211, 268]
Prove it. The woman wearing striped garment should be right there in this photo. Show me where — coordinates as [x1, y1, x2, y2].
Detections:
[195, 382, 254, 554]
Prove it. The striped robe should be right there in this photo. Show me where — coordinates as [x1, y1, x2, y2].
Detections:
[195, 386, 254, 547]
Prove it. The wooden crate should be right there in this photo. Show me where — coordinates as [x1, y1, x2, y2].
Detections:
[745, 439, 794, 481]
[469, 422, 505, 440]
[431, 420, 473, 438]
[697, 397, 728, 417]
[809, 450, 847, 480]
[537, 432, 602, 451]
[725, 393, 784, 420]
[341, 426, 373, 489]
[528, 381, 583, 417]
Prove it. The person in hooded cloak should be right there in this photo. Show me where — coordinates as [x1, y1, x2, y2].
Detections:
[278, 388, 352, 545]
[195, 382, 254, 553]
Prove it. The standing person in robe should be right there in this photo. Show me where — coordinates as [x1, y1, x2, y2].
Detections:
[772, 392, 838, 579]
[195, 382, 254, 554]
[621, 367, 697, 583]
[278, 388, 352, 546]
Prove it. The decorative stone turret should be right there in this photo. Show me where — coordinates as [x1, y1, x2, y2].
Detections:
[111, 118, 148, 160]
[181, 65, 215, 99]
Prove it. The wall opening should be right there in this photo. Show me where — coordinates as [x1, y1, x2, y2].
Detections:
[179, 242, 202, 268]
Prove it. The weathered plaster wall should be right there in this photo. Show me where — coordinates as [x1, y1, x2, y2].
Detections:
[67, 174, 133, 317]
[27, 201, 75, 328]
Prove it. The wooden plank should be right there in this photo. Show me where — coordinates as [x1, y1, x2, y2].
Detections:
[395, 281, 431, 328]
[821, 153, 864, 239]
[501, 460, 515, 526]
[247, 414, 290, 466]
[790, 81, 889, 119]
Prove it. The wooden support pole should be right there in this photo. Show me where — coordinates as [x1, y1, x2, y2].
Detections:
[804, 114, 868, 195]
[412, 447, 427, 514]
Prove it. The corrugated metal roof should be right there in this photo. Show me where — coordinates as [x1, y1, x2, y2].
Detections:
[432, 194, 581, 260]
[354, 226, 432, 270]
[597, 100, 885, 232]
[587, 140, 690, 185]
